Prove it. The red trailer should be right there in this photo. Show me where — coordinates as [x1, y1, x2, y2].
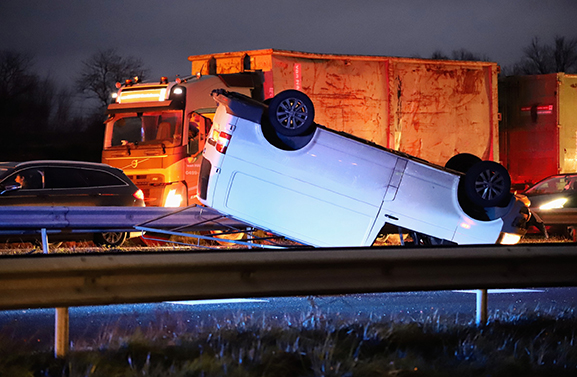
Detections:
[499, 73, 577, 189]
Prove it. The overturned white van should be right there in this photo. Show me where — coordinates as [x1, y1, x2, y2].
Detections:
[198, 89, 527, 247]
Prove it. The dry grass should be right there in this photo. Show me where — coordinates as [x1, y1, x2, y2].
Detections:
[0, 234, 574, 375]
[1, 303, 577, 376]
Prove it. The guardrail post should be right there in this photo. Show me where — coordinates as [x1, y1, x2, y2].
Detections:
[55, 307, 70, 358]
[41, 228, 49, 254]
[476, 289, 488, 326]
[247, 227, 253, 249]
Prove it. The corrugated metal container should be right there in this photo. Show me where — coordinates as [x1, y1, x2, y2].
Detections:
[189, 49, 499, 166]
[499, 73, 577, 187]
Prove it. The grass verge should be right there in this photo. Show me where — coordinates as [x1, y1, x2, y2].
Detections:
[1, 305, 577, 376]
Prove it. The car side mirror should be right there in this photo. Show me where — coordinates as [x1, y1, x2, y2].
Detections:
[0, 183, 22, 195]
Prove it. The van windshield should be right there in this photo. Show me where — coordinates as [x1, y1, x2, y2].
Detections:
[107, 111, 183, 148]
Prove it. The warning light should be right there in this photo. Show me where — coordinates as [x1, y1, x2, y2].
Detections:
[520, 104, 553, 114]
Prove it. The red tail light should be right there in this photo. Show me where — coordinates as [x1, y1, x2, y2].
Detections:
[133, 189, 145, 201]
[216, 131, 232, 154]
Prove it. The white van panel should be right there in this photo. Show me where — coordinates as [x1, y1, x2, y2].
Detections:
[224, 171, 376, 246]
[378, 160, 503, 244]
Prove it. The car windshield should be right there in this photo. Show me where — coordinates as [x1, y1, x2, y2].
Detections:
[107, 111, 183, 148]
[525, 175, 577, 194]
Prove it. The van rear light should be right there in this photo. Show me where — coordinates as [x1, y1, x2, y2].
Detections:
[216, 131, 232, 154]
[133, 189, 145, 201]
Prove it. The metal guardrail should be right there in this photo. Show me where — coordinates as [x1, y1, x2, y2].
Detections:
[3, 243, 577, 357]
[0, 205, 247, 234]
[1, 243, 576, 311]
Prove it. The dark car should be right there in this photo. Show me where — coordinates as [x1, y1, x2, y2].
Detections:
[0, 160, 145, 246]
[523, 173, 577, 237]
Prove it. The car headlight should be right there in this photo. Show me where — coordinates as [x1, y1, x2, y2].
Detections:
[539, 198, 567, 210]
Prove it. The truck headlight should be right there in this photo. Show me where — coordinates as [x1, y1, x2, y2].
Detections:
[165, 189, 182, 207]
[164, 183, 187, 207]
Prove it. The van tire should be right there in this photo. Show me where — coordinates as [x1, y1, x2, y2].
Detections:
[268, 90, 315, 136]
[94, 231, 127, 247]
[463, 161, 511, 207]
[445, 153, 482, 174]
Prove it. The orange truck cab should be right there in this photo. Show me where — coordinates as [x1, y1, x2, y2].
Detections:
[102, 74, 260, 207]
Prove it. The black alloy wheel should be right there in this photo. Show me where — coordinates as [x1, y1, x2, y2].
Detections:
[268, 90, 315, 136]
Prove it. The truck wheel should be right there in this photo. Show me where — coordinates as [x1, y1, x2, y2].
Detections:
[268, 90, 315, 136]
[94, 231, 127, 247]
[445, 153, 482, 174]
[463, 161, 511, 207]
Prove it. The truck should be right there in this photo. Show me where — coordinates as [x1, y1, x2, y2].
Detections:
[101, 74, 261, 207]
[499, 73, 577, 189]
[102, 49, 500, 207]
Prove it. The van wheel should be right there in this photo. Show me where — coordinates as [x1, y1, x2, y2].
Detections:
[445, 153, 482, 174]
[94, 231, 127, 247]
[463, 161, 511, 207]
[268, 90, 315, 136]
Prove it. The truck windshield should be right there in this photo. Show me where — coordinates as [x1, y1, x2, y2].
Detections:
[107, 111, 183, 148]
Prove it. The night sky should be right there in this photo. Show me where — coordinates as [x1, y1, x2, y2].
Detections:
[1, 0, 576, 89]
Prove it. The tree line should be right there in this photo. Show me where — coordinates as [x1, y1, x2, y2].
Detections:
[0, 49, 147, 161]
[0, 36, 575, 162]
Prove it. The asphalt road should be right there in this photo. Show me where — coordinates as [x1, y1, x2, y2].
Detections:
[1, 288, 576, 349]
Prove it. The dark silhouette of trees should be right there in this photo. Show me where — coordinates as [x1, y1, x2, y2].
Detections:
[76, 49, 149, 109]
[0, 50, 111, 161]
[430, 48, 491, 62]
[0, 48, 150, 161]
[0, 50, 35, 99]
[553, 36, 577, 73]
[509, 36, 577, 74]
[0, 50, 54, 136]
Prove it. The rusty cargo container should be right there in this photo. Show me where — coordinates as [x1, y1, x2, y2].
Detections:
[189, 49, 499, 166]
[499, 73, 577, 188]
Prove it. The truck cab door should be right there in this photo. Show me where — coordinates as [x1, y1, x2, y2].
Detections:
[187, 112, 213, 159]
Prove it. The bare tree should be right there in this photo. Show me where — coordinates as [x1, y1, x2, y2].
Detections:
[553, 36, 577, 73]
[510, 36, 577, 75]
[451, 49, 490, 62]
[52, 86, 74, 130]
[0, 50, 36, 99]
[520, 37, 552, 74]
[430, 50, 449, 60]
[430, 48, 490, 61]
[77, 49, 149, 109]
